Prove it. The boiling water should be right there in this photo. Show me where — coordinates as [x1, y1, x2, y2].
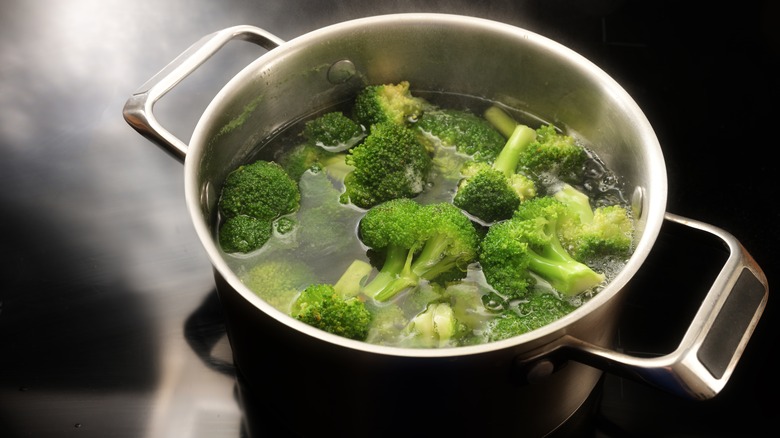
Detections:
[218, 91, 632, 347]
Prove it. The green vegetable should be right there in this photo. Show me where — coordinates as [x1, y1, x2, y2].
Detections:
[359, 199, 480, 302]
[416, 108, 506, 163]
[218, 160, 301, 253]
[554, 184, 634, 262]
[479, 196, 605, 307]
[241, 258, 316, 312]
[479, 292, 578, 342]
[402, 302, 468, 348]
[453, 123, 538, 223]
[519, 124, 588, 185]
[352, 81, 427, 127]
[302, 111, 366, 152]
[341, 122, 432, 209]
[291, 260, 374, 340]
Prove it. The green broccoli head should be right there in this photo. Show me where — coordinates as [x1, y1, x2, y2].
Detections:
[341, 122, 432, 209]
[303, 111, 366, 152]
[518, 124, 588, 185]
[552, 184, 634, 262]
[359, 199, 481, 302]
[480, 292, 578, 342]
[219, 215, 273, 253]
[453, 124, 538, 223]
[219, 160, 300, 221]
[454, 163, 524, 224]
[291, 283, 373, 341]
[241, 258, 316, 312]
[353, 81, 427, 127]
[416, 108, 506, 163]
[365, 303, 409, 346]
[480, 196, 605, 304]
[217, 160, 301, 253]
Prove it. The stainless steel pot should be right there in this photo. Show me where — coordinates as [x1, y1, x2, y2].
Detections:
[123, 14, 768, 437]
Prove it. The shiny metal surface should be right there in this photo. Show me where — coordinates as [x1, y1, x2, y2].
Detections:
[1, 1, 777, 437]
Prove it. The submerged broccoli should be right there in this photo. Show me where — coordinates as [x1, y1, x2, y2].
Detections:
[402, 302, 469, 348]
[353, 81, 428, 127]
[485, 106, 589, 187]
[303, 111, 366, 152]
[416, 108, 507, 163]
[519, 124, 588, 186]
[554, 184, 634, 262]
[218, 160, 301, 253]
[241, 258, 316, 312]
[341, 121, 432, 209]
[479, 291, 578, 342]
[290, 260, 374, 340]
[479, 196, 606, 306]
[453, 123, 538, 223]
[359, 199, 481, 302]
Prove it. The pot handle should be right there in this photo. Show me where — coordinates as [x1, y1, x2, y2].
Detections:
[518, 212, 768, 400]
[122, 25, 285, 162]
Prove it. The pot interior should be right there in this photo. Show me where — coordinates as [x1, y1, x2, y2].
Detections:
[185, 13, 667, 353]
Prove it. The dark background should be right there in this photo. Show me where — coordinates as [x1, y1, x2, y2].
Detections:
[1, 1, 776, 437]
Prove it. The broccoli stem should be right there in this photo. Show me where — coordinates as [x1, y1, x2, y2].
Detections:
[492, 124, 537, 177]
[333, 259, 373, 297]
[362, 245, 419, 301]
[484, 106, 519, 138]
[526, 249, 605, 296]
[554, 183, 594, 223]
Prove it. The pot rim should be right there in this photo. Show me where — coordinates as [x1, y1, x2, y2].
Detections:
[184, 12, 667, 358]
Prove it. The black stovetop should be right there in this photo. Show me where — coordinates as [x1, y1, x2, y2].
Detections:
[1, 1, 776, 437]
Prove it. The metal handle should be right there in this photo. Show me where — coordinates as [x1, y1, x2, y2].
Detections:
[519, 212, 768, 400]
[122, 25, 284, 162]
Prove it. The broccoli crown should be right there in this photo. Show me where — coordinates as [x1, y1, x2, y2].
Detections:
[341, 122, 432, 209]
[552, 184, 634, 262]
[480, 196, 605, 302]
[416, 108, 506, 163]
[219, 160, 300, 221]
[452, 124, 538, 223]
[241, 259, 316, 312]
[564, 204, 634, 262]
[219, 215, 273, 253]
[291, 283, 373, 341]
[480, 292, 578, 342]
[518, 124, 588, 184]
[359, 199, 481, 302]
[303, 111, 366, 152]
[454, 164, 522, 224]
[352, 81, 427, 127]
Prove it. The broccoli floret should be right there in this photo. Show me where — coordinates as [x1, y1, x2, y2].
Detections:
[218, 160, 301, 253]
[416, 108, 506, 163]
[365, 303, 409, 346]
[480, 292, 578, 342]
[402, 302, 469, 348]
[290, 260, 374, 340]
[453, 123, 538, 223]
[303, 111, 366, 152]
[359, 199, 481, 302]
[554, 184, 634, 262]
[519, 124, 588, 185]
[353, 81, 427, 127]
[277, 142, 353, 183]
[218, 215, 272, 253]
[479, 196, 606, 305]
[241, 258, 316, 312]
[341, 122, 432, 209]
